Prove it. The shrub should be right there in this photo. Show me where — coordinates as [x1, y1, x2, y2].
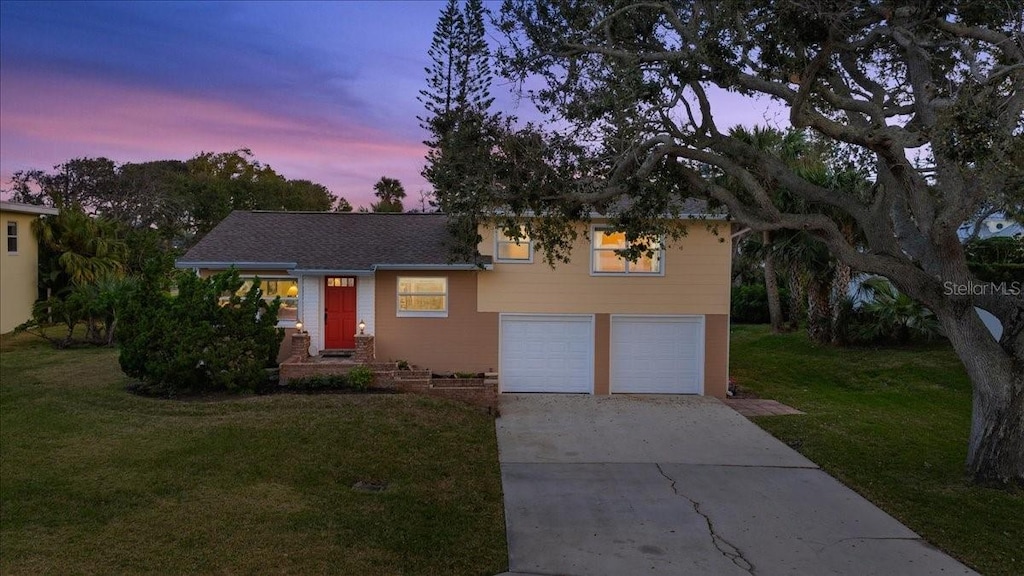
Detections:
[287, 374, 349, 391]
[731, 283, 790, 324]
[118, 269, 283, 394]
[965, 236, 1024, 283]
[347, 366, 375, 391]
[840, 277, 942, 345]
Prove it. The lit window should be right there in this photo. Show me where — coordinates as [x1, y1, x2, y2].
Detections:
[591, 228, 663, 275]
[221, 277, 299, 323]
[495, 226, 532, 262]
[397, 277, 447, 317]
[6, 221, 17, 253]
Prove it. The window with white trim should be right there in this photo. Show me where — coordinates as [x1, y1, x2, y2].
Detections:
[397, 277, 447, 317]
[495, 226, 532, 262]
[219, 276, 299, 324]
[591, 228, 663, 275]
[6, 221, 17, 254]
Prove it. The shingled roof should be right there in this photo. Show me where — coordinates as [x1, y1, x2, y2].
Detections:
[177, 211, 489, 271]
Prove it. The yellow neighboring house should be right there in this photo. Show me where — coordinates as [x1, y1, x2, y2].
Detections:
[0, 201, 60, 334]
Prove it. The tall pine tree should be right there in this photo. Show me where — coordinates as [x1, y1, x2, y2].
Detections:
[456, 0, 493, 114]
[420, 0, 499, 215]
[419, 0, 463, 131]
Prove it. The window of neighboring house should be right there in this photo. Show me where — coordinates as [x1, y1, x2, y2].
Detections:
[495, 226, 532, 262]
[591, 227, 664, 275]
[220, 276, 299, 324]
[397, 276, 447, 317]
[6, 221, 17, 254]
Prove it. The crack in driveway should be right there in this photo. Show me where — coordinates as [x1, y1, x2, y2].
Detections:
[655, 463, 755, 575]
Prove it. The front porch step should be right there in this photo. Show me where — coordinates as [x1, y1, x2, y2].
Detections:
[320, 349, 355, 358]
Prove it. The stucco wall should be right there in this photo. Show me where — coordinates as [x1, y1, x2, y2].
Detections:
[704, 314, 730, 399]
[374, 270, 498, 373]
[477, 220, 733, 315]
[0, 211, 42, 333]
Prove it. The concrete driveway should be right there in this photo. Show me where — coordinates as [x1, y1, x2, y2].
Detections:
[496, 394, 976, 576]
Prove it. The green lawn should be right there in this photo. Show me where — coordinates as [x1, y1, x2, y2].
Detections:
[730, 324, 1022, 576]
[0, 332, 507, 575]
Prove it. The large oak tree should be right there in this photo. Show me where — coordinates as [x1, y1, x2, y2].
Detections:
[490, 0, 1023, 484]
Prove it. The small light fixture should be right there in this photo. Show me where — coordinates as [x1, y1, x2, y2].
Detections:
[295, 321, 304, 333]
[286, 284, 298, 297]
[358, 319, 366, 335]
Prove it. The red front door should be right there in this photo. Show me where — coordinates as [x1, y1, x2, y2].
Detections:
[325, 277, 357, 349]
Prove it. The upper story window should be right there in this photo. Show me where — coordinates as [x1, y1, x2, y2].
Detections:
[495, 226, 532, 263]
[397, 276, 447, 317]
[591, 227, 663, 275]
[6, 221, 17, 254]
[220, 276, 299, 324]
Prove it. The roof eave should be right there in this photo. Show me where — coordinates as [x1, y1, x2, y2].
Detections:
[175, 261, 299, 270]
[372, 263, 493, 271]
[0, 201, 60, 216]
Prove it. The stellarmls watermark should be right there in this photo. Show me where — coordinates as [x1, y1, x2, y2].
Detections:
[943, 281, 1022, 296]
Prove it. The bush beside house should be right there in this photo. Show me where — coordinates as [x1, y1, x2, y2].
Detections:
[118, 269, 283, 395]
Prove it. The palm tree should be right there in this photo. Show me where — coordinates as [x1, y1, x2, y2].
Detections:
[728, 126, 866, 344]
[32, 206, 128, 344]
[34, 207, 127, 287]
[371, 177, 407, 213]
[854, 277, 940, 344]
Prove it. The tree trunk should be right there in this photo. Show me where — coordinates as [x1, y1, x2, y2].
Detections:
[938, 305, 1024, 485]
[105, 316, 117, 346]
[829, 262, 852, 344]
[787, 268, 805, 330]
[763, 232, 785, 334]
[806, 281, 831, 344]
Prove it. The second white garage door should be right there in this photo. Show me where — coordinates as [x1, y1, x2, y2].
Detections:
[611, 315, 704, 394]
[500, 315, 594, 393]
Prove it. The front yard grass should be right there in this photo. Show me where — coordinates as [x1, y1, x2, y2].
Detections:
[0, 332, 507, 575]
[730, 324, 1022, 576]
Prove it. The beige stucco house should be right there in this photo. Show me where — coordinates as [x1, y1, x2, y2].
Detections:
[178, 210, 733, 398]
[0, 201, 59, 334]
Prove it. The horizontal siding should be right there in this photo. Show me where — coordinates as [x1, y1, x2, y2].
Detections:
[301, 275, 322, 354]
[357, 275, 375, 335]
[477, 221, 732, 315]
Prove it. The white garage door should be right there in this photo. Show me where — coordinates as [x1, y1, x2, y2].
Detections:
[611, 316, 703, 394]
[500, 315, 594, 393]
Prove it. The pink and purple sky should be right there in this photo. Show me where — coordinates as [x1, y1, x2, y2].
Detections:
[0, 1, 777, 209]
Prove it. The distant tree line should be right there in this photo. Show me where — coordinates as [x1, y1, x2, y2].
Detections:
[6, 149, 348, 347]
[7, 148, 352, 248]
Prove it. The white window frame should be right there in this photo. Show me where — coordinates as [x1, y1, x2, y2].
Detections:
[590, 225, 665, 276]
[396, 276, 448, 318]
[6, 221, 17, 254]
[494, 226, 533, 263]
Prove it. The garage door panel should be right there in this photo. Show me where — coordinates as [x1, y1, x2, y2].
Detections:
[611, 316, 703, 394]
[501, 315, 593, 393]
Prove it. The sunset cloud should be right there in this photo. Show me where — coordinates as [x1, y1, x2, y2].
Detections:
[0, 1, 776, 209]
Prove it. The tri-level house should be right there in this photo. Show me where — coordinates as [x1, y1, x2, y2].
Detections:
[177, 210, 732, 397]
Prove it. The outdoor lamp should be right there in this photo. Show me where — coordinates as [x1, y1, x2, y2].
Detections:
[295, 321, 304, 333]
[358, 319, 366, 335]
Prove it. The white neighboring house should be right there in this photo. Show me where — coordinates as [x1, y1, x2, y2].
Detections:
[849, 214, 1021, 341]
[958, 213, 1023, 240]
[960, 213, 1020, 339]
